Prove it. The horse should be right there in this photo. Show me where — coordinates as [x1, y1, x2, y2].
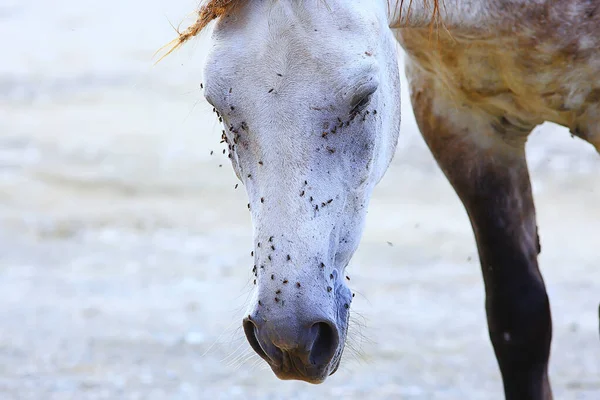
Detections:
[160, 1, 600, 399]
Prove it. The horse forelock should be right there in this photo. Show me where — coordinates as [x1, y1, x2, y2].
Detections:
[155, 0, 239, 61]
[156, 0, 442, 61]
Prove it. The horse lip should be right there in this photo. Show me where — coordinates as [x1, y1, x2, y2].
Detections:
[272, 367, 328, 384]
[269, 351, 329, 383]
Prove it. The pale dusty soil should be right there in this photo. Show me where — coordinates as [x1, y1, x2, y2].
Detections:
[0, 1, 599, 399]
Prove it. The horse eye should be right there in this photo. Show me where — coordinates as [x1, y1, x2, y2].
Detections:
[350, 93, 373, 115]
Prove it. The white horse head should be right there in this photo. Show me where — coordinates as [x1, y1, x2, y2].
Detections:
[162, 0, 418, 383]
[201, 0, 402, 383]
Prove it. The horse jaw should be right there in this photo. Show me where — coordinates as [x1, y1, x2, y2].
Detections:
[202, 0, 401, 382]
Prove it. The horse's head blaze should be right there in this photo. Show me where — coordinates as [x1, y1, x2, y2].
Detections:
[202, 1, 401, 383]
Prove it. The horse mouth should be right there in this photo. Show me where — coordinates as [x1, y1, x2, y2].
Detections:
[268, 343, 343, 384]
[272, 344, 345, 384]
[270, 355, 331, 384]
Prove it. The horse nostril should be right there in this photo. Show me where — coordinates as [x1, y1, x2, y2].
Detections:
[244, 316, 339, 375]
[309, 322, 339, 366]
[243, 318, 270, 363]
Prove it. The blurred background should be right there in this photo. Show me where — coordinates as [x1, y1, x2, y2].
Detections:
[0, 1, 598, 399]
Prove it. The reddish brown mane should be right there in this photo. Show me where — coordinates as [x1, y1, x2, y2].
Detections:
[155, 0, 240, 61]
[156, 0, 441, 61]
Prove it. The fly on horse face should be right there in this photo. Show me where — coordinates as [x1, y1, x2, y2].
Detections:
[161, 1, 600, 399]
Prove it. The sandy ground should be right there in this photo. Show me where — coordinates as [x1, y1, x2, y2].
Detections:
[0, 1, 599, 399]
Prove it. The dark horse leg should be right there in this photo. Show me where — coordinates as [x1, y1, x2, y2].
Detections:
[407, 66, 553, 400]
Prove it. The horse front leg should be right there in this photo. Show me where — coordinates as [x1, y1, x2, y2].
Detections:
[407, 70, 553, 400]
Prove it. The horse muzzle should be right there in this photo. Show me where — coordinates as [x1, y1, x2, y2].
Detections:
[243, 315, 340, 383]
